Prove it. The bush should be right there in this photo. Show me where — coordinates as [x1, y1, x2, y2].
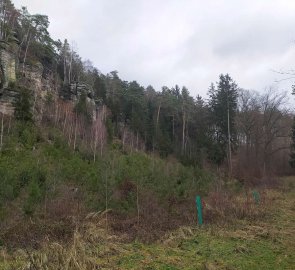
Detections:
[23, 180, 43, 215]
[16, 122, 41, 149]
[23, 168, 47, 216]
[0, 121, 214, 222]
[13, 86, 33, 123]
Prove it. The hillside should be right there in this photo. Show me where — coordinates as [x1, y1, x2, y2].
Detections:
[1, 179, 294, 269]
[0, 0, 295, 269]
[0, 124, 213, 244]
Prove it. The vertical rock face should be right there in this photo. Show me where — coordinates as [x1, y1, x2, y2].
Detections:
[0, 87, 17, 115]
[23, 63, 43, 92]
[0, 49, 16, 88]
[0, 48, 17, 115]
[0, 48, 97, 118]
[69, 82, 97, 119]
[21, 62, 59, 121]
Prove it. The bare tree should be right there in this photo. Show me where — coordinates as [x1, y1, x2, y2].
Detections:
[90, 106, 106, 162]
[236, 88, 291, 178]
[237, 89, 261, 161]
[259, 89, 289, 175]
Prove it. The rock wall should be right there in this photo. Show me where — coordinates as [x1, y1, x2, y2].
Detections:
[23, 63, 43, 93]
[0, 87, 17, 115]
[0, 49, 17, 115]
[0, 49, 97, 118]
[0, 49, 16, 88]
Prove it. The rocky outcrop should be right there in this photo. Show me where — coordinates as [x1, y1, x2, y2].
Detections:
[0, 49, 96, 118]
[0, 48, 16, 88]
[23, 62, 43, 93]
[60, 82, 95, 103]
[0, 48, 17, 115]
[0, 86, 17, 115]
[70, 83, 94, 100]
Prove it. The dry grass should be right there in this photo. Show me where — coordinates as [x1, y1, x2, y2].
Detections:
[203, 188, 269, 223]
[0, 184, 294, 270]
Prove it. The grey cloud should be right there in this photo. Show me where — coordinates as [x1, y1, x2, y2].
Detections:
[13, 0, 295, 97]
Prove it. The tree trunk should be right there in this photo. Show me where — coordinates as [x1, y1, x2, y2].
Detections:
[7, 116, 11, 135]
[100, 131, 103, 157]
[227, 93, 232, 176]
[22, 35, 31, 74]
[68, 45, 73, 83]
[0, 112, 4, 152]
[63, 107, 68, 133]
[136, 179, 140, 231]
[122, 127, 125, 151]
[63, 54, 67, 84]
[136, 132, 139, 151]
[18, 26, 31, 60]
[172, 114, 175, 139]
[73, 113, 77, 150]
[156, 102, 161, 145]
[182, 110, 186, 155]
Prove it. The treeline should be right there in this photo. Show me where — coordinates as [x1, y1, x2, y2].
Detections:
[0, 0, 293, 180]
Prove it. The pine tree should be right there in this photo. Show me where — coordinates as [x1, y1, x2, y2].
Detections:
[14, 86, 33, 122]
[208, 74, 238, 170]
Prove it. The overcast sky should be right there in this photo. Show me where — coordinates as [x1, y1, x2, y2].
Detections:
[13, 0, 295, 98]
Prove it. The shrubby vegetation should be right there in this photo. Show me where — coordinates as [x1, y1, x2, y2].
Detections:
[0, 120, 213, 219]
[0, 0, 293, 239]
[0, 1, 294, 269]
[1, 0, 293, 180]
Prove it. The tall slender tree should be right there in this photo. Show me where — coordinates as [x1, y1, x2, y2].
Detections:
[208, 74, 238, 171]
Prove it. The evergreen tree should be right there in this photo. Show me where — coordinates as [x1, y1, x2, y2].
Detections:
[93, 70, 107, 102]
[75, 91, 92, 122]
[208, 74, 238, 168]
[13, 86, 33, 122]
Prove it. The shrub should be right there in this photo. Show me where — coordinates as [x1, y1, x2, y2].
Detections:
[16, 123, 40, 149]
[24, 180, 43, 215]
[23, 169, 47, 216]
[13, 86, 33, 123]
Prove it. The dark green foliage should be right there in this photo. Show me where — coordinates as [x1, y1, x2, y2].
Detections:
[2, 1, 241, 170]
[0, 123, 213, 218]
[23, 169, 47, 215]
[0, 4, 249, 224]
[44, 91, 54, 105]
[106, 117, 114, 143]
[207, 141, 226, 166]
[124, 81, 147, 134]
[13, 86, 33, 123]
[17, 123, 41, 148]
[93, 72, 107, 101]
[208, 74, 238, 165]
[74, 91, 92, 122]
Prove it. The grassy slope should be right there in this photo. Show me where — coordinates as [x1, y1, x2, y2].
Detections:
[100, 188, 295, 270]
[0, 125, 294, 269]
[1, 184, 294, 270]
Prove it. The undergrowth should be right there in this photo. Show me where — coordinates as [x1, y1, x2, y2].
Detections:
[0, 122, 214, 245]
[0, 187, 294, 270]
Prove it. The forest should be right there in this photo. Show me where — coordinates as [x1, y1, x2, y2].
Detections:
[0, 0, 294, 269]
